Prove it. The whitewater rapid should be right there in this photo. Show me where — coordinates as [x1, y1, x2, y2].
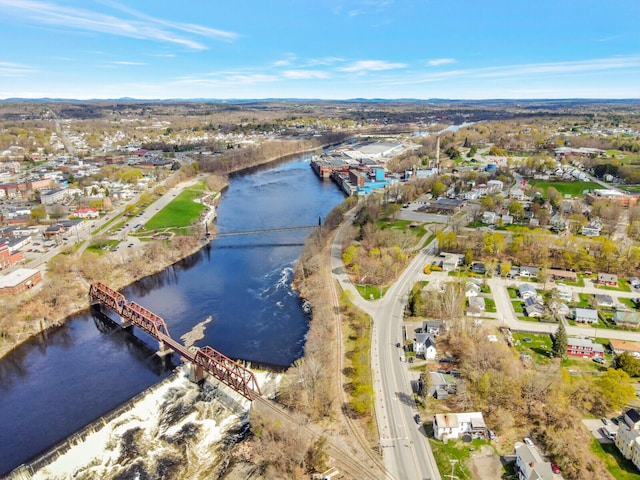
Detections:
[29, 367, 278, 480]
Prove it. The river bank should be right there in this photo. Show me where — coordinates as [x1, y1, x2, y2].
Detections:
[0, 143, 331, 363]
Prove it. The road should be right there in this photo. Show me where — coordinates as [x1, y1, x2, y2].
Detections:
[331, 212, 441, 480]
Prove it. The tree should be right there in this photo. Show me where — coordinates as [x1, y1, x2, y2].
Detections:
[30, 205, 47, 223]
[509, 201, 525, 220]
[552, 322, 567, 358]
[616, 351, 640, 377]
[431, 181, 446, 198]
[595, 368, 636, 412]
[464, 249, 473, 267]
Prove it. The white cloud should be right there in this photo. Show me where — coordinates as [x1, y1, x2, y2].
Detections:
[0, 0, 238, 50]
[307, 56, 345, 66]
[0, 61, 36, 77]
[282, 70, 330, 80]
[110, 61, 146, 66]
[427, 58, 456, 67]
[339, 60, 407, 73]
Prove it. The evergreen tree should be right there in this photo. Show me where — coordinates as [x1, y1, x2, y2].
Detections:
[552, 322, 568, 358]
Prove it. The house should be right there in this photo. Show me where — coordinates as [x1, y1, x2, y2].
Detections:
[465, 281, 481, 298]
[413, 333, 437, 359]
[501, 214, 514, 225]
[613, 311, 640, 328]
[615, 424, 640, 470]
[555, 284, 573, 302]
[582, 217, 603, 237]
[44, 224, 66, 238]
[514, 442, 555, 480]
[519, 266, 539, 278]
[524, 297, 545, 318]
[468, 296, 485, 311]
[420, 371, 457, 399]
[482, 211, 497, 224]
[597, 273, 618, 286]
[574, 308, 598, 324]
[423, 320, 444, 337]
[581, 223, 602, 237]
[0, 268, 42, 296]
[487, 179, 504, 193]
[548, 269, 577, 283]
[471, 262, 485, 275]
[610, 339, 640, 357]
[566, 337, 604, 358]
[73, 207, 99, 219]
[518, 284, 537, 300]
[595, 294, 615, 308]
[549, 302, 571, 318]
[0, 243, 25, 270]
[623, 408, 640, 430]
[433, 412, 486, 440]
[509, 187, 526, 201]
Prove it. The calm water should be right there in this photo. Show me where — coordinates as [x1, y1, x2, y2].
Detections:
[0, 155, 344, 475]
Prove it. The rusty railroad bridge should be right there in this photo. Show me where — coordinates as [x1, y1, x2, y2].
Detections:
[89, 281, 261, 401]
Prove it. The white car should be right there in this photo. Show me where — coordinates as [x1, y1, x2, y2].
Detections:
[523, 437, 534, 447]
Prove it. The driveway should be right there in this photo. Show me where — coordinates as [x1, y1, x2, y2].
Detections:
[582, 419, 615, 443]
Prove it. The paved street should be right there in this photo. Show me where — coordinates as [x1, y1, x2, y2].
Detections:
[332, 213, 441, 480]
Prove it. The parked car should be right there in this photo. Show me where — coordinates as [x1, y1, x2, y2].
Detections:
[414, 414, 421, 424]
[551, 462, 560, 474]
[488, 430, 497, 441]
[602, 417, 609, 425]
[523, 437, 534, 447]
[593, 357, 606, 364]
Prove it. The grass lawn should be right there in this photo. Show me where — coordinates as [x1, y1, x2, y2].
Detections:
[86, 239, 119, 255]
[356, 284, 385, 300]
[595, 279, 632, 292]
[513, 332, 554, 361]
[591, 438, 640, 480]
[146, 184, 207, 230]
[620, 297, 639, 310]
[507, 287, 518, 299]
[485, 298, 497, 313]
[528, 180, 603, 198]
[429, 438, 490, 480]
[512, 300, 524, 313]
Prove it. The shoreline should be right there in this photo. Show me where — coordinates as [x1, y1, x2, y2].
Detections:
[0, 144, 327, 362]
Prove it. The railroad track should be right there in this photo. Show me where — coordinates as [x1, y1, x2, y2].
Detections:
[326, 247, 396, 479]
[253, 396, 381, 480]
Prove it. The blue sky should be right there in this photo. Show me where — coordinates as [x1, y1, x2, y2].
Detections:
[0, 0, 639, 100]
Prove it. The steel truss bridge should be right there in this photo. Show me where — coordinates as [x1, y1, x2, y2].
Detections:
[89, 281, 261, 401]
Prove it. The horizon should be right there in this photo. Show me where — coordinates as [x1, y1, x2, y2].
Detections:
[1, 0, 639, 100]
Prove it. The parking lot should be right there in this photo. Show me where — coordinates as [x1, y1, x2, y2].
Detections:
[583, 418, 618, 443]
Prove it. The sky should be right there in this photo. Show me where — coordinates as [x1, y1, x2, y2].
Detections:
[0, 0, 639, 100]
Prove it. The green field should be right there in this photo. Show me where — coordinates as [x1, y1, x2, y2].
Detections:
[528, 180, 603, 198]
[145, 184, 207, 230]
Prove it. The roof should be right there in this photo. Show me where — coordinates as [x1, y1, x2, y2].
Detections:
[595, 294, 615, 305]
[515, 443, 554, 480]
[519, 283, 537, 294]
[598, 272, 618, 281]
[0, 268, 40, 288]
[610, 339, 640, 354]
[567, 337, 604, 352]
[614, 311, 640, 325]
[575, 308, 598, 320]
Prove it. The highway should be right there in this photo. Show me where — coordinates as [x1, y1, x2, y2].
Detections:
[331, 212, 442, 480]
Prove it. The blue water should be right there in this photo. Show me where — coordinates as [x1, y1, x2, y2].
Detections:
[0, 155, 344, 475]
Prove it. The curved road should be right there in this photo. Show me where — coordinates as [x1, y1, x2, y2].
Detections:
[331, 211, 442, 480]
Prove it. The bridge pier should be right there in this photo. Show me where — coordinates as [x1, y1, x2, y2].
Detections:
[156, 340, 174, 357]
[188, 363, 207, 383]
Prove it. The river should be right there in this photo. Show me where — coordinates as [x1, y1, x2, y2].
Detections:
[0, 154, 345, 476]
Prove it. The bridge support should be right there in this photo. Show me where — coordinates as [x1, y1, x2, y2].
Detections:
[189, 363, 207, 383]
[156, 340, 173, 357]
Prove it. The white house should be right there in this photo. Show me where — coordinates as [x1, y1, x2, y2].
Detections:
[509, 187, 526, 201]
[487, 179, 504, 193]
[413, 332, 437, 359]
[482, 211, 497, 224]
[574, 308, 598, 324]
[433, 412, 486, 440]
[518, 284, 537, 300]
[515, 442, 555, 480]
